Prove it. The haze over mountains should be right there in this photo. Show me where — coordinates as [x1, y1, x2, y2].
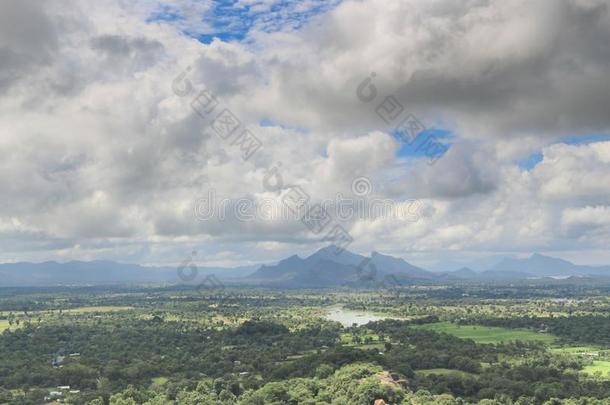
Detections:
[0, 261, 257, 287]
[248, 247, 435, 287]
[1, 247, 609, 287]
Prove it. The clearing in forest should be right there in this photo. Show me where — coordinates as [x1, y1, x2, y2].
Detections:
[414, 322, 556, 344]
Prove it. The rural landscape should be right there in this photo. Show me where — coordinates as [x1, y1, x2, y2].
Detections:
[1, 247, 610, 404]
[2, 0, 610, 404]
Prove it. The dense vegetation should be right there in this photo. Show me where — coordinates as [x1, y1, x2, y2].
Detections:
[0, 285, 609, 404]
[457, 316, 610, 346]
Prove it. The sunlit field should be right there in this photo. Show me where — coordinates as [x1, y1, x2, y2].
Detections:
[414, 321, 556, 344]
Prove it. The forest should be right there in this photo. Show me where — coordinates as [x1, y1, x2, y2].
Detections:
[0, 285, 609, 404]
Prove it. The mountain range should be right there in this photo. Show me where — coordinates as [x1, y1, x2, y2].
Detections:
[0, 260, 257, 287]
[248, 246, 435, 287]
[1, 248, 609, 287]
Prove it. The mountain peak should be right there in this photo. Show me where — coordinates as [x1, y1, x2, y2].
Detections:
[529, 253, 573, 265]
[369, 252, 434, 279]
[306, 245, 337, 258]
[309, 245, 351, 257]
[455, 266, 476, 273]
[305, 246, 365, 267]
[371, 251, 387, 257]
[278, 254, 302, 265]
[371, 251, 404, 260]
[487, 253, 586, 277]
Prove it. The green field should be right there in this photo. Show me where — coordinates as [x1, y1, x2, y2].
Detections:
[415, 322, 555, 344]
[583, 361, 610, 378]
[551, 346, 601, 354]
[151, 377, 169, 386]
[0, 306, 134, 331]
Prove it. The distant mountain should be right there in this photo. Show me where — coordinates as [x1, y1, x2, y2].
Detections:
[249, 255, 311, 283]
[306, 245, 367, 267]
[369, 252, 434, 279]
[248, 250, 358, 287]
[438, 267, 479, 280]
[465, 255, 518, 273]
[0, 260, 257, 287]
[3, 250, 610, 288]
[247, 246, 435, 287]
[482, 253, 610, 279]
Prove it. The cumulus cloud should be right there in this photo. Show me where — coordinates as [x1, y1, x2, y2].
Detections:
[0, 0, 58, 91]
[1, 0, 610, 267]
[241, 0, 610, 140]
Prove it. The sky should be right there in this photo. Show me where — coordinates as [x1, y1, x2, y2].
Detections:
[1, 0, 610, 270]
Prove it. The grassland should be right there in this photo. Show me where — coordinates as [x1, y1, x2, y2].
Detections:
[414, 322, 555, 344]
[0, 306, 134, 331]
[582, 361, 610, 378]
[151, 377, 169, 386]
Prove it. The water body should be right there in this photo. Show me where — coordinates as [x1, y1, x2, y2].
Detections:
[323, 306, 398, 327]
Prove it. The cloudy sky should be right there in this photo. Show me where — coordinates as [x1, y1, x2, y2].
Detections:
[1, 0, 610, 270]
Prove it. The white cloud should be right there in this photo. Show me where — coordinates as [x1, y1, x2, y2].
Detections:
[1, 0, 610, 268]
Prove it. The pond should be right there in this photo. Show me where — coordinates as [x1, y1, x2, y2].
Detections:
[323, 306, 398, 327]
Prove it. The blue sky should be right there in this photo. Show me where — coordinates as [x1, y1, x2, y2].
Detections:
[147, 0, 342, 43]
[517, 133, 610, 170]
[394, 128, 453, 161]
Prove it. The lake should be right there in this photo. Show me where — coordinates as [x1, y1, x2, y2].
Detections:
[323, 307, 398, 327]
